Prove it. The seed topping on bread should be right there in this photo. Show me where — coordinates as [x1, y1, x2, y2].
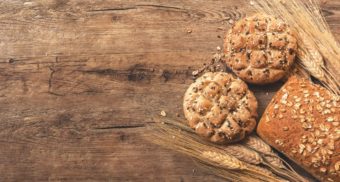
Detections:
[223, 14, 297, 84]
[257, 76, 340, 181]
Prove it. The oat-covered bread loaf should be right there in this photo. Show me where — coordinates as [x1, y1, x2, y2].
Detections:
[257, 76, 340, 182]
[223, 14, 297, 84]
[183, 72, 258, 144]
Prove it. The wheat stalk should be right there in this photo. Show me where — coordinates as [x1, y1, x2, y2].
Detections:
[221, 144, 263, 165]
[145, 118, 307, 181]
[242, 135, 272, 155]
[147, 123, 273, 178]
[147, 121, 248, 170]
[199, 161, 288, 182]
[297, 43, 325, 81]
[197, 161, 282, 182]
[242, 135, 307, 181]
[201, 151, 245, 169]
[265, 156, 286, 169]
[242, 135, 287, 169]
[156, 118, 263, 165]
[245, 163, 281, 177]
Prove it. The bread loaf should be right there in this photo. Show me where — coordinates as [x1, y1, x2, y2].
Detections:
[223, 14, 297, 84]
[257, 76, 340, 182]
[183, 72, 258, 144]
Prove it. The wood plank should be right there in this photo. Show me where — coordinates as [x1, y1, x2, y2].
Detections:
[0, 0, 339, 181]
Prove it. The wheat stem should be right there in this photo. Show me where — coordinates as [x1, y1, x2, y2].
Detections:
[145, 118, 307, 181]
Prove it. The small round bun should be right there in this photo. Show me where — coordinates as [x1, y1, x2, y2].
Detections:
[183, 72, 258, 144]
[223, 14, 297, 84]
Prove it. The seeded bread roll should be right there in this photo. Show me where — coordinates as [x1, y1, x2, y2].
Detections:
[223, 14, 297, 84]
[183, 72, 258, 144]
[257, 76, 340, 182]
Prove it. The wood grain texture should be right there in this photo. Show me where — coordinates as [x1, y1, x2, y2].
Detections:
[0, 0, 339, 181]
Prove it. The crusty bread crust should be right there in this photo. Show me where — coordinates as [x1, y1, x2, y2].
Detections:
[183, 72, 258, 144]
[257, 76, 340, 182]
[223, 14, 297, 84]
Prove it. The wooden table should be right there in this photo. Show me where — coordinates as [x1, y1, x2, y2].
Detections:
[0, 0, 339, 181]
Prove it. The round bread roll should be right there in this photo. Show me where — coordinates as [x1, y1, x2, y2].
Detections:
[223, 14, 297, 84]
[183, 72, 258, 144]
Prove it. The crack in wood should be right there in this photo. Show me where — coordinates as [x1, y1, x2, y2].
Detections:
[47, 58, 65, 96]
[136, 4, 185, 11]
[80, 64, 193, 84]
[88, 7, 137, 12]
[82, 68, 119, 76]
[93, 124, 145, 130]
[81, 64, 154, 82]
[48, 66, 56, 93]
[88, 4, 186, 13]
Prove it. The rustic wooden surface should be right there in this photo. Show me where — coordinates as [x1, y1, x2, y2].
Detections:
[0, 0, 339, 181]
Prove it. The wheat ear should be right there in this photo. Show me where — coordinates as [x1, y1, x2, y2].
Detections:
[145, 122, 280, 181]
[242, 135, 273, 155]
[197, 161, 283, 182]
[201, 151, 245, 169]
[242, 135, 287, 169]
[157, 118, 263, 165]
[220, 144, 263, 165]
